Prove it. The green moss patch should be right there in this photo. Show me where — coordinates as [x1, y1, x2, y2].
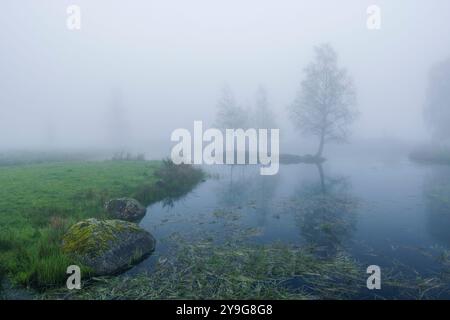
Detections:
[62, 218, 144, 257]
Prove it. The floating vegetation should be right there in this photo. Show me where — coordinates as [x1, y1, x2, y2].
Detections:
[212, 209, 241, 221]
[276, 172, 359, 257]
[42, 234, 450, 300]
[43, 239, 365, 300]
[289, 193, 358, 254]
[423, 167, 450, 244]
[379, 253, 450, 299]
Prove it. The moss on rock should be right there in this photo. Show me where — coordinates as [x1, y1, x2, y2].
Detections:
[62, 218, 155, 275]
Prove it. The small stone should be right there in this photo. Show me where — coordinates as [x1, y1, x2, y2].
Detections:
[105, 197, 146, 221]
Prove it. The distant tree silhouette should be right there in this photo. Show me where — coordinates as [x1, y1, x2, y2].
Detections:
[290, 43, 357, 158]
[424, 57, 450, 143]
[253, 85, 276, 129]
[215, 85, 248, 129]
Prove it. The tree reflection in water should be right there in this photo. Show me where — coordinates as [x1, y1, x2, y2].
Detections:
[214, 165, 279, 226]
[424, 166, 450, 246]
[290, 163, 358, 257]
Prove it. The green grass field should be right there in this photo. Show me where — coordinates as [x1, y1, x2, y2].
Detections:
[0, 160, 200, 290]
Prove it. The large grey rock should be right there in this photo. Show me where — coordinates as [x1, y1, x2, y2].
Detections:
[62, 218, 155, 275]
[105, 197, 146, 221]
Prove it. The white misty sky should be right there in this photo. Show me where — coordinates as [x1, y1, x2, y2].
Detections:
[0, 0, 450, 153]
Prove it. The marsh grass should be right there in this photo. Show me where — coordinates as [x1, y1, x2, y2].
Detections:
[0, 159, 204, 290]
[43, 241, 365, 300]
[42, 237, 450, 300]
[134, 159, 204, 206]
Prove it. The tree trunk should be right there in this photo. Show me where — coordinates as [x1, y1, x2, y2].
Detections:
[316, 163, 325, 193]
[315, 131, 325, 158]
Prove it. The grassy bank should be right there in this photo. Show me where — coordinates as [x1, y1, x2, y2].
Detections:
[0, 160, 203, 290]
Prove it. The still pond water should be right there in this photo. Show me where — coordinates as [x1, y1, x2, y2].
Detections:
[134, 155, 450, 299]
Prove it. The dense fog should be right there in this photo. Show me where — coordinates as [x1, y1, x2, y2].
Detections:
[1, 0, 450, 158]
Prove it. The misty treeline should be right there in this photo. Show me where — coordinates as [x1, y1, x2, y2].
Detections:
[215, 85, 277, 131]
[215, 43, 357, 158]
[216, 43, 450, 159]
[424, 57, 450, 144]
[53, 43, 450, 160]
[409, 56, 450, 163]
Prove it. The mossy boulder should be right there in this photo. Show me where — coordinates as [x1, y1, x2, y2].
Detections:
[105, 197, 146, 221]
[62, 218, 155, 275]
